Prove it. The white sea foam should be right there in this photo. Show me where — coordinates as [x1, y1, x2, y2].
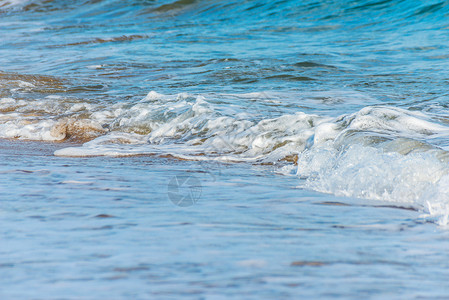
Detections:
[2, 91, 449, 224]
[297, 144, 448, 201]
[294, 106, 449, 224]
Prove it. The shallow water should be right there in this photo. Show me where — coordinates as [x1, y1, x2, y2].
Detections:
[1, 0, 449, 298]
[2, 139, 449, 299]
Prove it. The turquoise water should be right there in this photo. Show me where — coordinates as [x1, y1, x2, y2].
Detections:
[2, 0, 449, 298]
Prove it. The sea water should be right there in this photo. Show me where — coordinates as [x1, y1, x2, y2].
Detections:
[1, 0, 449, 298]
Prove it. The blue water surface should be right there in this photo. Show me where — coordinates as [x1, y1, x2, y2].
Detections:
[1, 0, 449, 298]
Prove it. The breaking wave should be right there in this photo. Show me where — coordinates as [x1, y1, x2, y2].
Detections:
[1, 89, 449, 223]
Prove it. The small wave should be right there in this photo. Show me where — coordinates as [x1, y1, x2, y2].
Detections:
[51, 34, 149, 48]
[0, 0, 30, 10]
[2, 89, 449, 223]
[153, 0, 197, 13]
[0, 71, 65, 93]
[50, 91, 449, 225]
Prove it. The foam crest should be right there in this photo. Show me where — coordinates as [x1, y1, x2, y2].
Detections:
[3, 91, 449, 224]
[297, 144, 448, 201]
[339, 106, 449, 136]
[54, 92, 331, 162]
[297, 108, 449, 225]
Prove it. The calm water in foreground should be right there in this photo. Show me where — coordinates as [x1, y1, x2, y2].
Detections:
[1, 0, 449, 298]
